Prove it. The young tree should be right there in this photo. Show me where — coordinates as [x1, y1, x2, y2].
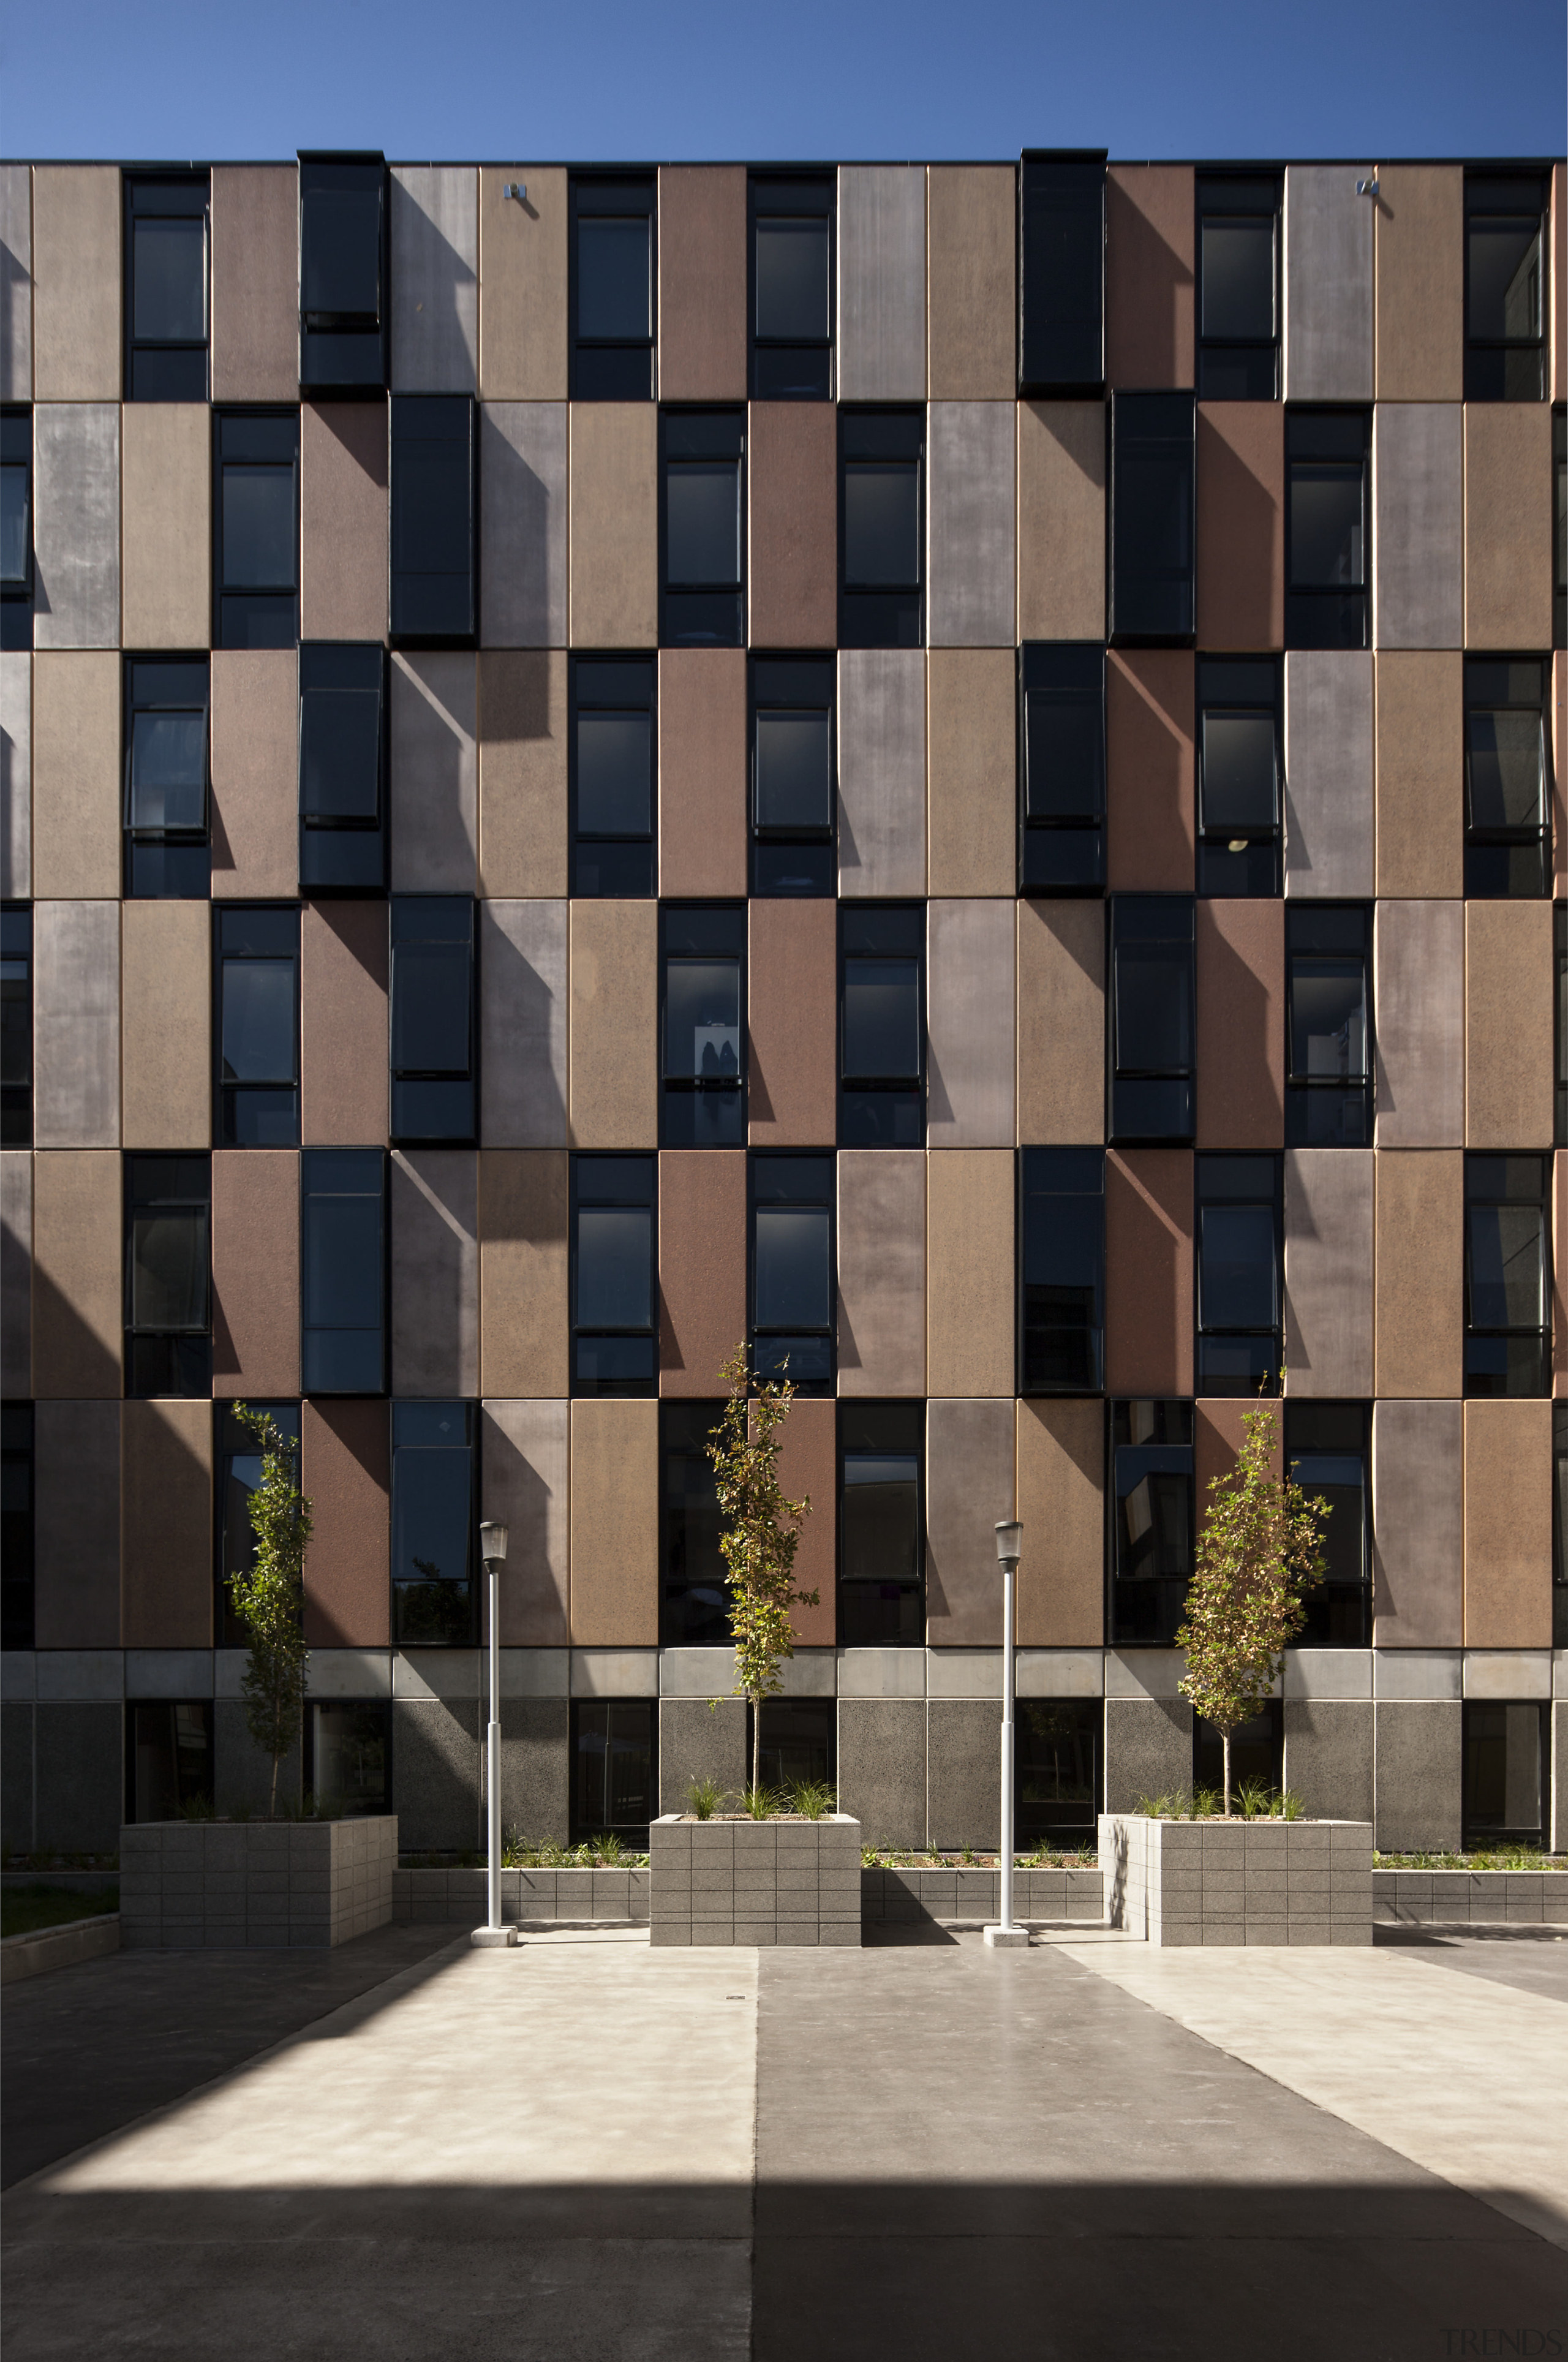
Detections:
[229, 1404, 314, 1819]
[707, 1344, 818, 1795]
[1175, 1393, 1329, 1817]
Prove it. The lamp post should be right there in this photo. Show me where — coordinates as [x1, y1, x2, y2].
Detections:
[472, 1520, 517, 1947]
[983, 1519, 1028, 1950]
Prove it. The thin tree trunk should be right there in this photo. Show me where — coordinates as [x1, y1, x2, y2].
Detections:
[1223, 1729, 1231, 1819]
[270, 1746, 280, 1819]
[753, 1694, 761, 1794]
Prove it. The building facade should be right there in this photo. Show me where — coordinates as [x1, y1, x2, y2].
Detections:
[1, 152, 1565, 1858]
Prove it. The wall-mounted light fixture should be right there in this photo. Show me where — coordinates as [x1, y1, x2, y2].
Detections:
[503, 183, 528, 205]
[1355, 177, 1380, 198]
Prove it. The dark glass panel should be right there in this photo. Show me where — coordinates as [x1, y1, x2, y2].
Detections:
[1016, 1700, 1099, 1841]
[665, 960, 741, 1082]
[1200, 216, 1275, 342]
[665, 461, 742, 587]
[755, 710, 832, 831]
[0, 460, 27, 587]
[129, 710, 205, 834]
[842, 959, 920, 1079]
[755, 219, 831, 342]
[222, 959, 295, 1084]
[1020, 1147, 1104, 1395]
[1468, 220, 1542, 344]
[1463, 1702, 1545, 1845]
[1019, 155, 1105, 392]
[1194, 1702, 1281, 1797]
[221, 467, 296, 592]
[1200, 712, 1277, 832]
[128, 1702, 213, 1821]
[133, 216, 206, 344]
[310, 1701, 390, 1817]
[843, 465, 919, 587]
[755, 1206, 831, 1331]
[578, 219, 651, 342]
[573, 1700, 654, 1838]
[662, 1402, 729, 1647]
[391, 1401, 475, 1648]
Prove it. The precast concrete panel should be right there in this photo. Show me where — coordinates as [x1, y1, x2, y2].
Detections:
[837, 651, 926, 897]
[1282, 165, 1374, 401]
[211, 1150, 300, 1398]
[1105, 1149, 1194, 1398]
[478, 1150, 569, 1399]
[210, 650, 298, 899]
[34, 1401, 120, 1648]
[1463, 404, 1554, 648]
[1556, 651, 1567, 900]
[926, 166, 1015, 400]
[1373, 899, 1464, 1147]
[1197, 1398, 1281, 1503]
[1464, 900, 1553, 1149]
[658, 650, 747, 897]
[657, 167, 747, 400]
[303, 1400, 390, 1649]
[926, 899, 1015, 1149]
[478, 650, 568, 899]
[121, 1400, 211, 1648]
[0, 164, 31, 399]
[1371, 1398, 1463, 1645]
[1373, 166, 1463, 401]
[658, 1150, 746, 1397]
[1016, 402, 1105, 641]
[30, 1151, 120, 1398]
[33, 900, 118, 1148]
[837, 166, 926, 402]
[32, 405, 119, 649]
[391, 1149, 479, 1398]
[31, 167, 119, 401]
[747, 897, 837, 1148]
[390, 166, 478, 391]
[301, 900, 388, 1146]
[925, 1397, 1016, 1646]
[0, 652, 29, 897]
[120, 900, 209, 1149]
[925, 1150, 1014, 1398]
[777, 1394, 837, 1647]
[0, 1150, 29, 1397]
[1194, 900, 1284, 1149]
[210, 165, 298, 402]
[482, 1398, 570, 1646]
[1558, 1151, 1568, 1398]
[926, 402, 1016, 648]
[568, 1398, 658, 1645]
[1106, 651, 1194, 890]
[1555, 165, 1567, 404]
[837, 1149, 925, 1396]
[1015, 1398, 1104, 1647]
[568, 404, 658, 647]
[1196, 404, 1284, 651]
[1283, 1148, 1374, 1398]
[478, 167, 568, 401]
[480, 899, 567, 1148]
[300, 403, 388, 643]
[1105, 165, 1194, 389]
[1371, 404, 1461, 650]
[390, 653, 477, 891]
[1463, 1400, 1551, 1649]
[480, 402, 567, 647]
[31, 652, 118, 898]
[1016, 899, 1105, 1145]
[1374, 655, 1463, 898]
[1373, 1150, 1463, 1398]
[1283, 652, 1374, 899]
[120, 404, 211, 649]
[926, 649, 1015, 899]
[568, 899, 657, 1149]
[747, 403, 837, 647]
[1373, 1699, 1461, 1852]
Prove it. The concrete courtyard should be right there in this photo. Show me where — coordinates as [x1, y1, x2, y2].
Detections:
[4, 1921, 1566, 2360]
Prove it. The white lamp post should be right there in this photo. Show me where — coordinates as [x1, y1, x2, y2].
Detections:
[472, 1519, 517, 1947]
[983, 1519, 1028, 1950]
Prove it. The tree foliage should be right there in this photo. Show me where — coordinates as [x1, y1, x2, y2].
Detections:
[707, 1345, 818, 1794]
[229, 1404, 313, 1819]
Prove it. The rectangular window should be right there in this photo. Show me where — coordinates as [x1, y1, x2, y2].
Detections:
[1, 903, 31, 1145]
[213, 410, 298, 651]
[390, 896, 475, 1145]
[1019, 643, 1106, 892]
[572, 1154, 657, 1397]
[1195, 1700, 1282, 1798]
[751, 1152, 834, 1394]
[127, 1700, 213, 1822]
[571, 1699, 656, 1841]
[840, 902, 924, 1147]
[1196, 175, 1281, 402]
[660, 1400, 728, 1647]
[1555, 407, 1566, 649]
[391, 1400, 476, 1648]
[1109, 896, 1194, 1145]
[751, 655, 835, 896]
[1285, 1400, 1370, 1647]
[1196, 1153, 1281, 1397]
[1, 405, 32, 646]
[570, 176, 655, 401]
[1464, 173, 1548, 403]
[1019, 1147, 1105, 1395]
[1110, 1399, 1193, 1646]
[124, 1154, 211, 1400]
[839, 409, 923, 650]
[390, 396, 476, 646]
[1464, 1154, 1550, 1398]
[1017, 1700, 1101, 1844]
[123, 657, 210, 900]
[662, 904, 744, 1146]
[1558, 905, 1567, 1147]
[570, 657, 655, 897]
[1464, 657, 1550, 897]
[301, 1147, 386, 1395]
[299, 642, 386, 892]
[1286, 904, 1371, 1147]
[1, 1402, 34, 1651]
[1110, 393, 1196, 645]
[307, 1699, 391, 1817]
[1018, 151, 1106, 396]
[750, 174, 834, 401]
[1284, 409, 1369, 651]
[1462, 1700, 1547, 1848]
[1197, 657, 1281, 897]
[298, 151, 386, 396]
[660, 409, 745, 648]
[124, 173, 208, 402]
[839, 1402, 923, 1647]
[1554, 1403, 1568, 1648]
[216, 905, 299, 1147]
[215, 1400, 301, 1648]
[750, 1698, 835, 1790]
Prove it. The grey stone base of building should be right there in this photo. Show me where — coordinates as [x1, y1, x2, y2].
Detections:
[1375, 1868, 1568, 1924]
[649, 1813, 862, 1947]
[120, 1816, 396, 1949]
[1101, 1812, 1374, 1946]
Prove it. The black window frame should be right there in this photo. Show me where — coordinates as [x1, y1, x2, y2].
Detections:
[123, 170, 210, 403]
[1284, 1398, 1371, 1648]
[839, 901, 925, 1148]
[1, 1400, 34, 1651]
[214, 1398, 302, 1648]
[212, 407, 300, 651]
[300, 1146, 388, 1397]
[1, 901, 32, 1146]
[299, 641, 387, 894]
[658, 407, 746, 648]
[1019, 1147, 1106, 1397]
[570, 654, 657, 899]
[1463, 1153, 1551, 1400]
[838, 1399, 925, 1649]
[1463, 654, 1552, 898]
[126, 1699, 214, 1823]
[391, 1398, 478, 1650]
[1019, 643, 1106, 894]
[214, 902, 300, 1149]
[1285, 902, 1372, 1147]
[750, 1149, 835, 1397]
[1109, 391, 1196, 647]
[571, 1152, 658, 1398]
[1018, 150, 1107, 398]
[123, 1152, 213, 1401]
[1016, 1697, 1102, 1846]
[1284, 407, 1370, 652]
[660, 1398, 729, 1648]
[1196, 655, 1282, 897]
[390, 894, 478, 1147]
[390, 394, 477, 649]
[1, 404, 34, 646]
[1553, 1401, 1568, 1648]
[1194, 173, 1281, 403]
[1461, 1699, 1550, 1850]
[1556, 903, 1567, 1148]
[306, 1697, 393, 1818]
[748, 172, 835, 402]
[750, 653, 835, 897]
[569, 173, 657, 402]
[1195, 1152, 1283, 1399]
[660, 902, 745, 1147]
[1109, 1398, 1194, 1648]
[1555, 406, 1566, 649]
[123, 654, 211, 900]
[837, 407, 924, 651]
[571, 1698, 657, 1843]
[1463, 170, 1549, 404]
[1109, 894, 1195, 1146]
[298, 151, 388, 398]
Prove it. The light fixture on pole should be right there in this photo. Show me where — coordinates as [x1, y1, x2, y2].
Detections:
[983, 1518, 1028, 1950]
[472, 1520, 518, 1947]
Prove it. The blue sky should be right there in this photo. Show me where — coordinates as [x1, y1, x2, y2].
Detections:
[2, 0, 1564, 162]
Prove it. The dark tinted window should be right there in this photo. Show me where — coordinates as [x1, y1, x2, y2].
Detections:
[1110, 393, 1195, 643]
[216, 905, 298, 1146]
[1019, 153, 1106, 394]
[301, 1147, 385, 1395]
[571, 177, 655, 401]
[124, 657, 210, 899]
[1285, 1401, 1369, 1647]
[572, 1700, 655, 1841]
[215, 1400, 301, 1646]
[124, 1154, 211, 1399]
[573, 1155, 657, 1395]
[752, 1698, 835, 1790]
[1462, 1702, 1547, 1847]
[752, 655, 835, 896]
[124, 175, 208, 401]
[1019, 1147, 1104, 1394]
[0, 1402, 34, 1650]
[840, 1401, 922, 1646]
[391, 897, 475, 1143]
[840, 902, 924, 1147]
[390, 397, 475, 644]
[1464, 657, 1549, 897]
[1, 406, 33, 633]
[1196, 176, 1280, 401]
[299, 642, 385, 891]
[1558, 905, 1568, 1147]
[751, 175, 834, 401]
[308, 1700, 391, 1817]
[839, 409, 923, 649]
[752, 1153, 834, 1394]
[1285, 409, 1368, 650]
[1196, 1153, 1281, 1397]
[1465, 173, 1547, 402]
[1111, 1399, 1193, 1645]
[1464, 1153, 1549, 1398]
[1555, 1402, 1568, 1648]
[661, 1401, 728, 1647]
[662, 904, 744, 1145]
[1194, 1700, 1282, 1798]
[1286, 904, 1370, 1146]
[299, 153, 387, 393]
[1020, 643, 1106, 892]
[1017, 1700, 1100, 1843]
[127, 1701, 213, 1822]
[571, 657, 655, 897]
[1197, 657, 1281, 896]
[1110, 896, 1194, 1144]
[1, 904, 29, 1145]
[214, 410, 298, 650]
[1555, 408, 1566, 649]
[392, 1400, 476, 1648]
[660, 409, 745, 647]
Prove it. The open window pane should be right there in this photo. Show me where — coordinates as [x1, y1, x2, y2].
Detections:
[129, 713, 205, 831]
[299, 153, 386, 393]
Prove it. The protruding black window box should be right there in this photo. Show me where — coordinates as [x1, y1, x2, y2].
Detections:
[391, 896, 476, 1145]
[571, 656, 656, 896]
[1110, 1399, 1193, 1647]
[124, 173, 209, 402]
[570, 176, 655, 401]
[1019, 1147, 1105, 1395]
[1020, 643, 1106, 892]
[1284, 408, 1368, 651]
[660, 409, 745, 647]
[1197, 657, 1281, 897]
[839, 1402, 924, 1647]
[1464, 172, 1548, 403]
[301, 1148, 386, 1395]
[1464, 656, 1550, 898]
[215, 904, 299, 1147]
[124, 1153, 211, 1399]
[1286, 903, 1371, 1146]
[1196, 175, 1280, 402]
[1, 1402, 34, 1650]
[213, 410, 299, 651]
[751, 1151, 834, 1394]
[750, 174, 834, 401]
[660, 1401, 729, 1647]
[390, 397, 476, 646]
[1109, 896, 1194, 1144]
[1110, 393, 1195, 644]
[299, 642, 386, 892]
[572, 1154, 657, 1397]
[392, 1401, 477, 1649]
[0, 406, 32, 649]
[1019, 151, 1106, 396]
[839, 409, 923, 650]
[751, 655, 835, 896]
[662, 904, 744, 1146]
[839, 903, 924, 1147]
[298, 153, 387, 396]
[1286, 1400, 1370, 1647]
[1464, 1153, 1550, 1399]
[1196, 1153, 1281, 1398]
[1, 903, 31, 1145]
[124, 657, 211, 900]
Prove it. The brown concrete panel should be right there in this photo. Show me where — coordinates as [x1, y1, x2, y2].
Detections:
[1557, 1152, 1568, 1397]
[1374, 652, 1463, 898]
[1463, 1400, 1551, 1648]
[1105, 1149, 1194, 1398]
[211, 1151, 300, 1399]
[927, 166, 1016, 401]
[30, 651, 119, 899]
[657, 651, 747, 896]
[1015, 1399, 1104, 1647]
[1016, 899, 1105, 1145]
[1196, 1399, 1282, 1514]
[1106, 166, 1194, 390]
[658, 167, 747, 401]
[1464, 901, 1553, 1150]
[1371, 1397, 1463, 1647]
[1373, 1150, 1463, 1398]
[478, 166, 568, 401]
[1194, 900, 1284, 1150]
[1555, 653, 1567, 899]
[568, 404, 658, 648]
[301, 900, 388, 1146]
[1196, 404, 1284, 651]
[481, 1398, 568, 1647]
[211, 164, 299, 403]
[1373, 166, 1463, 401]
[478, 1149, 568, 1400]
[837, 1150, 925, 1397]
[747, 403, 837, 649]
[300, 402, 388, 643]
[478, 650, 568, 899]
[658, 1150, 746, 1398]
[303, 1398, 391, 1648]
[1106, 651, 1194, 890]
[925, 1150, 1014, 1399]
[568, 1397, 658, 1645]
[34, 1400, 121, 1648]
[1555, 165, 1567, 404]
[121, 1399, 211, 1648]
[747, 898, 836, 1148]
[210, 650, 298, 900]
[926, 649, 1014, 899]
[31, 167, 119, 401]
[1017, 402, 1105, 642]
[121, 900, 209, 1149]
[568, 900, 657, 1149]
[775, 1394, 835, 1648]
[1463, 405, 1554, 649]
[31, 1150, 120, 1398]
[121, 404, 210, 649]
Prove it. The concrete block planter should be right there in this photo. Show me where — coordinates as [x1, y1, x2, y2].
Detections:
[2, 1914, 121, 1983]
[650, 1814, 862, 1948]
[120, 1817, 397, 1950]
[1374, 1868, 1568, 1926]
[862, 1866, 1104, 1925]
[1101, 1813, 1373, 1947]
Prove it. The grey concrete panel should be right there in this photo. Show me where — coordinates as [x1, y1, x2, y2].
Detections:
[394, 1650, 481, 1700]
[1373, 900, 1464, 1148]
[390, 654, 478, 891]
[777, 1651, 837, 1698]
[1, 1148, 30, 1398]
[660, 1647, 739, 1699]
[0, 164, 31, 400]
[837, 1699, 927, 1847]
[570, 1649, 660, 1697]
[925, 1651, 1002, 1699]
[480, 1397, 569, 1648]
[837, 1150, 925, 1396]
[32, 404, 119, 649]
[659, 1697, 747, 1814]
[499, 1648, 568, 1697]
[305, 1650, 394, 1699]
[2, 1702, 32, 1848]
[925, 1398, 1015, 1647]
[1, 650, 29, 896]
[1283, 165, 1374, 401]
[1374, 1699, 1461, 1851]
[928, 1700, 1002, 1850]
[34, 1400, 119, 1648]
[925, 899, 1015, 1149]
[1461, 1651, 1552, 1701]
[214, 1697, 302, 1818]
[1284, 1699, 1373, 1822]
[1284, 1648, 1373, 1700]
[1373, 1650, 1462, 1701]
[392, 1696, 481, 1851]
[1373, 403, 1461, 650]
[480, 404, 567, 647]
[32, 900, 119, 1148]
[836, 651, 925, 897]
[1283, 1149, 1374, 1397]
[927, 402, 1016, 649]
[390, 166, 478, 392]
[36, 1702, 121, 1850]
[1017, 1649, 1104, 1697]
[125, 1650, 213, 1699]
[35, 1650, 123, 1700]
[391, 1150, 479, 1398]
[2, 1651, 36, 1698]
[479, 899, 567, 1146]
[1283, 652, 1374, 898]
[1104, 1650, 1186, 1701]
[836, 167, 926, 402]
[837, 1647, 925, 1700]
[1104, 1696, 1194, 1811]
[498, 1696, 569, 1844]
[1373, 1401, 1463, 1648]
